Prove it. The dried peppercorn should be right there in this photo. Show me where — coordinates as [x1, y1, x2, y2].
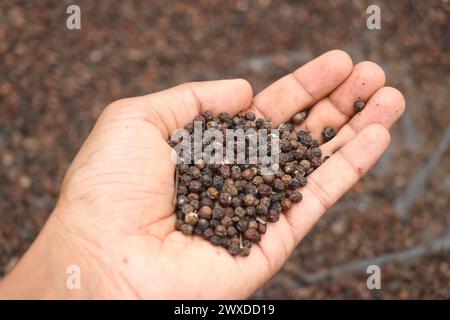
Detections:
[245, 111, 256, 121]
[267, 209, 281, 222]
[197, 218, 209, 231]
[180, 224, 194, 235]
[218, 192, 232, 207]
[221, 215, 233, 227]
[311, 157, 322, 168]
[200, 197, 214, 208]
[210, 235, 223, 246]
[236, 219, 248, 232]
[322, 127, 336, 142]
[184, 212, 198, 225]
[291, 111, 307, 125]
[198, 206, 213, 219]
[248, 220, 258, 230]
[215, 225, 227, 237]
[355, 99, 366, 112]
[262, 172, 275, 184]
[206, 186, 219, 199]
[188, 180, 202, 192]
[273, 179, 285, 191]
[175, 219, 184, 230]
[227, 226, 238, 237]
[212, 206, 226, 220]
[289, 191, 303, 203]
[257, 223, 267, 234]
[244, 228, 261, 242]
[202, 228, 214, 240]
[241, 168, 256, 181]
[281, 198, 292, 210]
[228, 243, 240, 255]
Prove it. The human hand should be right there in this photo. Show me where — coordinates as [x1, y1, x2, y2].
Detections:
[0, 50, 405, 299]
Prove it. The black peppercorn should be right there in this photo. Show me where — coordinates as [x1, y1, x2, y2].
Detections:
[289, 191, 303, 203]
[219, 192, 232, 207]
[257, 223, 267, 234]
[198, 206, 213, 219]
[218, 112, 231, 123]
[180, 224, 194, 235]
[252, 175, 264, 187]
[184, 212, 198, 225]
[322, 127, 336, 142]
[228, 243, 240, 255]
[248, 220, 258, 230]
[311, 157, 322, 168]
[245, 206, 256, 216]
[255, 204, 268, 216]
[245, 111, 256, 121]
[300, 160, 311, 170]
[200, 197, 214, 208]
[212, 176, 224, 189]
[355, 99, 366, 112]
[273, 179, 285, 191]
[291, 111, 307, 125]
[240, 247, 250, 256]
[242, 168, 256, 181]
[175, 219, 184, 230]
[207, 186, 219, 199]
[236, 219, 248, 232]
[221, 215, 233, 227]
[215, 225, 227, 237]
[227, 226, 238, 237]
[311, 147, 322, 158]
[243, 194, 256, 206]
[203, 228, 214, 240]
[244, 228, 261, 243]
[267, 209, 280, 222]
[281, 198, 292, 210]
[196, 218, 209, 231]
[188, 180, 202, 192]
[209, 219, 220, 228]
[234, 207, 246, 217]
[210, 235, 223, 246]
[218, 165, 231, 178]
[212, 206, 226, 220]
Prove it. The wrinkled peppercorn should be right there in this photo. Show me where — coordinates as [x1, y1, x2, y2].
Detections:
[244, 228, 261, 242]
[323, 127, 336, 142]
[236, 219, 248, 232]
[355, 99, 366, 112]
[228, 243, 240, 255]
[291, 111, 307, 125]
[215, 225, 228, 237]
[289, 191, 303, 203]
[210, 235, 223, 246]
[180, 224, 194, 235]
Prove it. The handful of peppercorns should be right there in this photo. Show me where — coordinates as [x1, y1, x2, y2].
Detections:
[168, 110, 327, 256]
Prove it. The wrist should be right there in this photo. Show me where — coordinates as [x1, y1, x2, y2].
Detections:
[0, 212, 77, 298]
[0, 206, 127, 299]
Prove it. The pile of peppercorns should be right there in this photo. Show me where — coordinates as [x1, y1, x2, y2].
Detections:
[168, 110, 325, 256]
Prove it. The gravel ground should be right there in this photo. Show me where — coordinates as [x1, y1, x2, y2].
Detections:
[1, 0, 449, 299]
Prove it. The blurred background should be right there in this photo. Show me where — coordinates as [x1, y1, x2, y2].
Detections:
[0, 0, 449, 299]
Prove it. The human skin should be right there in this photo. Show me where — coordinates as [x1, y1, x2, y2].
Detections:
[0, 50, 405, 299]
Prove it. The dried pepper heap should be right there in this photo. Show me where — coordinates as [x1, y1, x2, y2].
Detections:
[168, 110, 324, 256]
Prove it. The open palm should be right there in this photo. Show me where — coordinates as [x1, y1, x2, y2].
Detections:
[15, 50, 405, 299]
